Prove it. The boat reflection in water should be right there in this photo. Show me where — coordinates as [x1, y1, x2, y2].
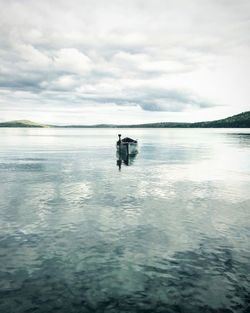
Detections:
[116, 150, 137, 171]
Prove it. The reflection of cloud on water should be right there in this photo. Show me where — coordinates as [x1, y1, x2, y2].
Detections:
[0, 162, 45, 172]
[0, 232, 249, 313]
[1, 129, 250, 313]
[136, 176, 177, 200]
[141, 143, 209, 165]
[0, 179, 93, 233]
[60, 182, 92, 203]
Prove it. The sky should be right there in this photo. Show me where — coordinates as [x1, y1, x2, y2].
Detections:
[0, 0, 250, 125]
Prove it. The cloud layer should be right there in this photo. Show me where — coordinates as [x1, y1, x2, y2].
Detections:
[0, 0, 250, 123]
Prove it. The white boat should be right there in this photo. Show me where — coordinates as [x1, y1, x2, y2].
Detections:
[116, 134, 138, 155]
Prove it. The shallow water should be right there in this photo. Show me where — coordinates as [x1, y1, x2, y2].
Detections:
[0, 128, 250, 313]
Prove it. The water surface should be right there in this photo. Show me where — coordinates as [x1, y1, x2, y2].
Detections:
[0, 128, 250, 313]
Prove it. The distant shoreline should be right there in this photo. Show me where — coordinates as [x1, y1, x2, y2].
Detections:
[0, 110, 250, 128]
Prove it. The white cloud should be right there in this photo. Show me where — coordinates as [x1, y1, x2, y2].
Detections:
[53, 48, 92, 74]
[49, 75, 78, 91]
[16, 44, 51, 68]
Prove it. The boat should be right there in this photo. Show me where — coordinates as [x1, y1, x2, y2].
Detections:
[116, 134, 138, 155]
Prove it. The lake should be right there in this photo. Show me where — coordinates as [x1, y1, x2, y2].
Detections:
[0, 128, 250, 313]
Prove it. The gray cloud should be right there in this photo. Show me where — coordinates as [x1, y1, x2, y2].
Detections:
[75, 87, 215, 112]
[0, 0, 250, 123]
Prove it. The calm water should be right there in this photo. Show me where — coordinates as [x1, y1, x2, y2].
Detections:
[0, 128, 250, 313]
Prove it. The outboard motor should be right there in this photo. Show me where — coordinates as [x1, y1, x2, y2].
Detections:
[118, 134, 121, 145]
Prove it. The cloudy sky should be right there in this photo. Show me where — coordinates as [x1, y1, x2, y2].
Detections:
[0, 0, 250, 125]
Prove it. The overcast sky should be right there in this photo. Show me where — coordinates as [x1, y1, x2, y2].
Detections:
[0, 0, 250, 125]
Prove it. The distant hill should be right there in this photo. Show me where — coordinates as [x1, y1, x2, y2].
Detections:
[0, 120, 48, 128]
[125, 110, 250, 128]
[0, 111, 250, 128]
[192, 110, 250, 128]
